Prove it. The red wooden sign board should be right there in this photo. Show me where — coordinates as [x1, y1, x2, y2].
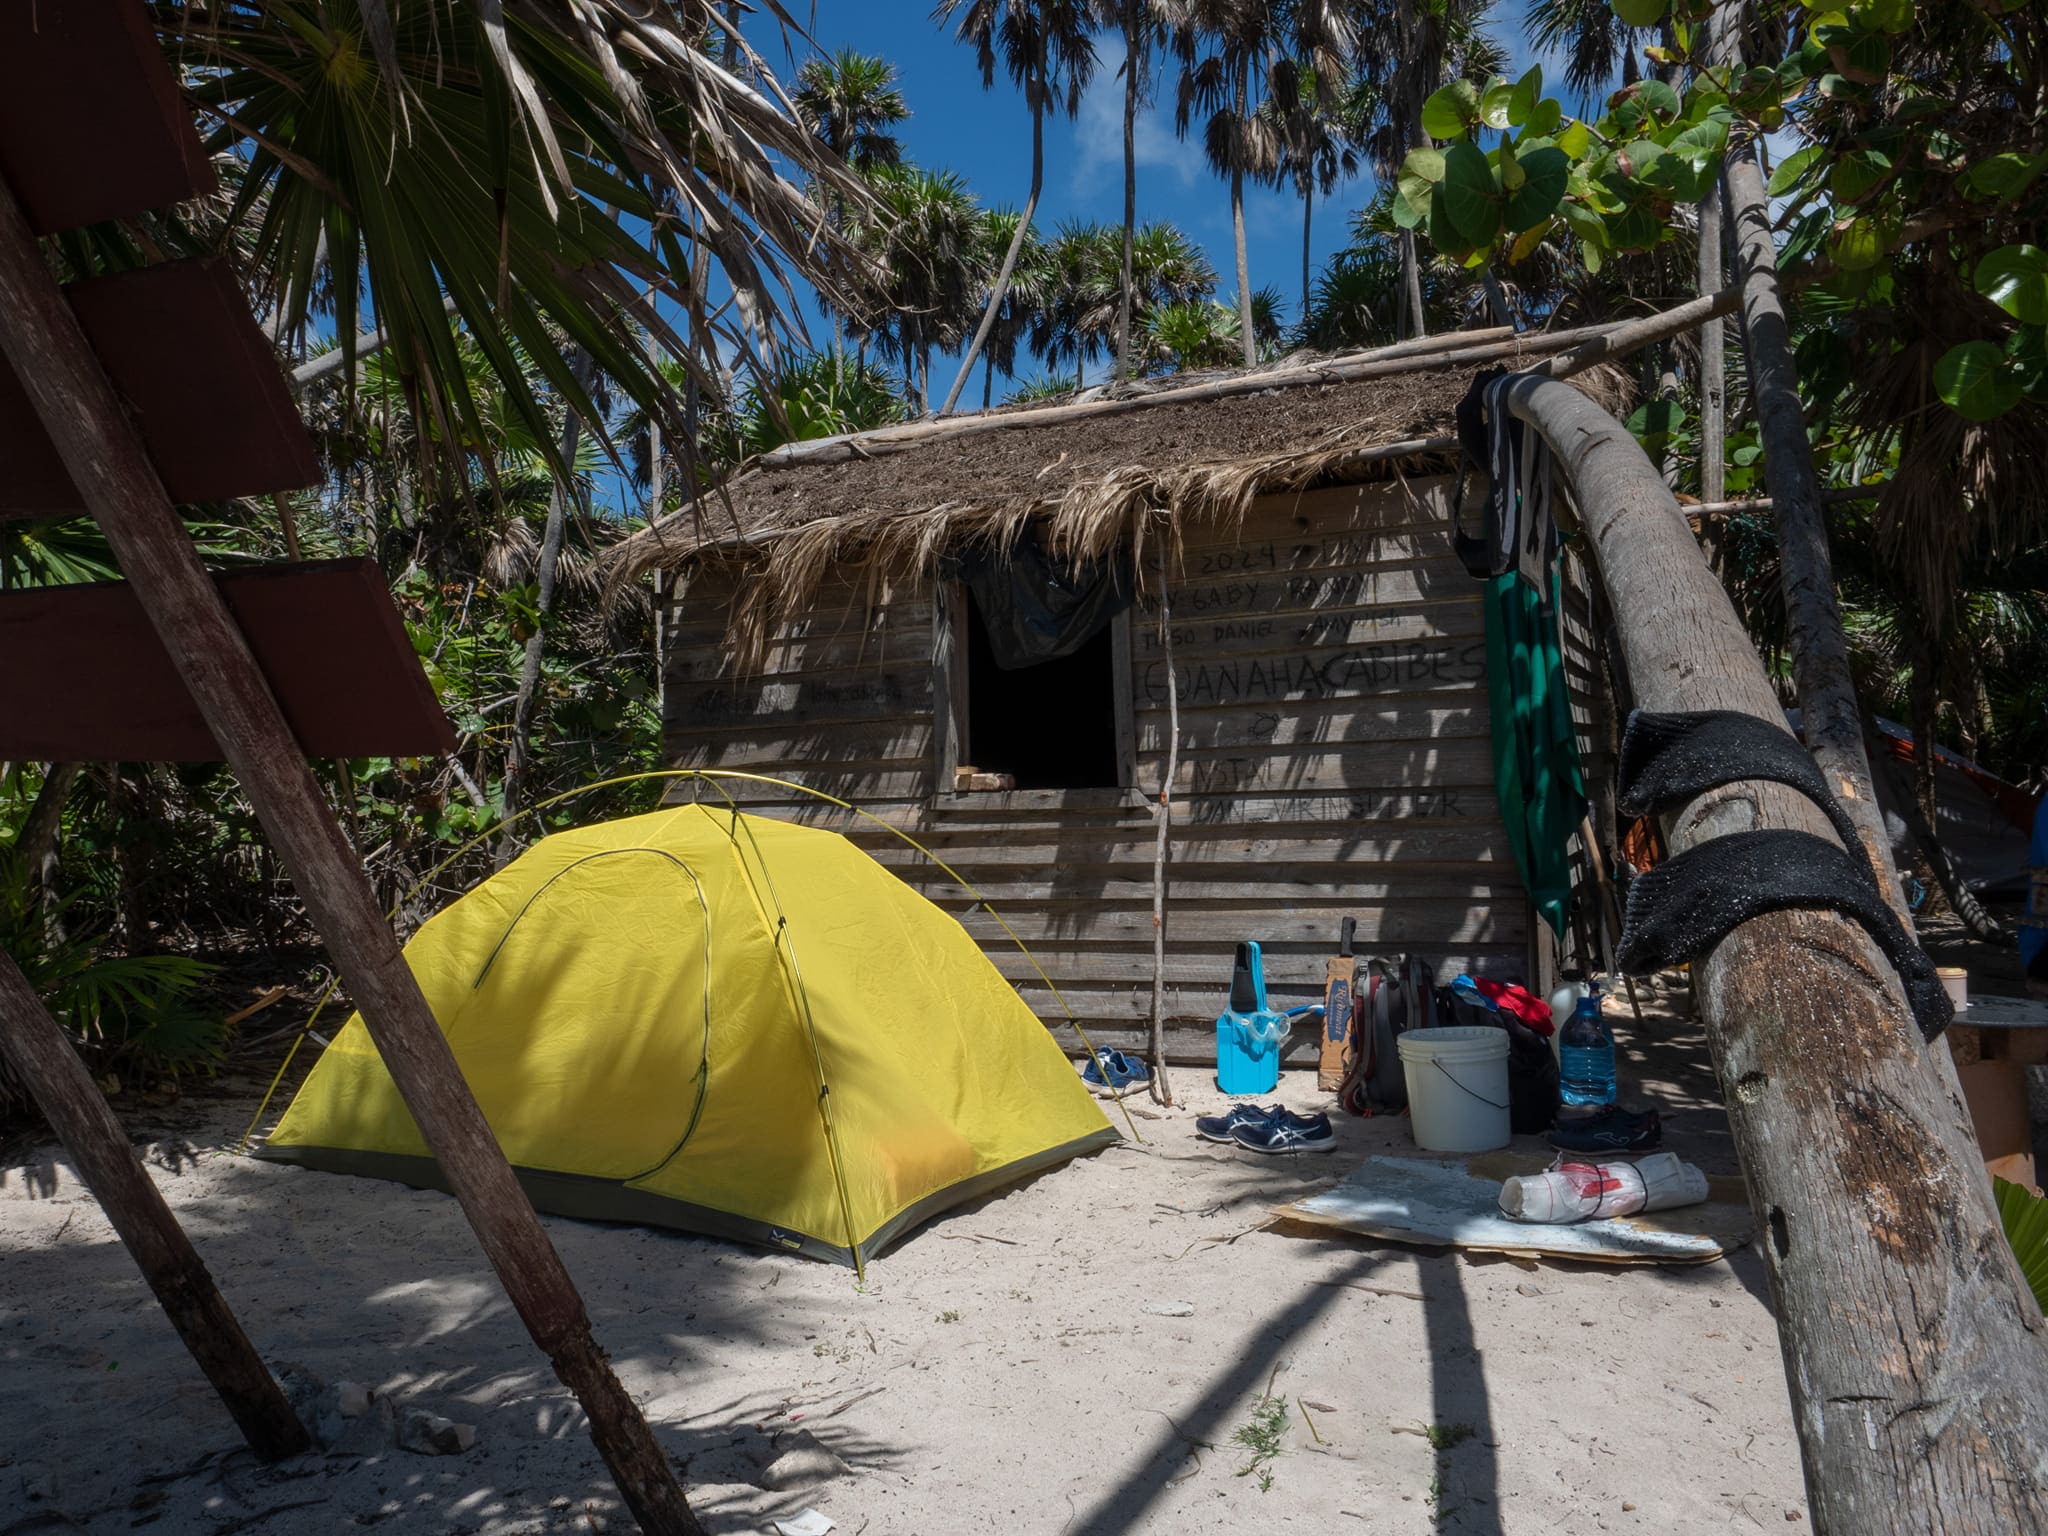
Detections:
[0, 0, 216, 236]
[0, 259, 322, 518]
[0, 558, 456, 762]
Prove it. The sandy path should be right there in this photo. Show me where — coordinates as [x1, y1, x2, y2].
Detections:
[1, 1028, 1806, 1535]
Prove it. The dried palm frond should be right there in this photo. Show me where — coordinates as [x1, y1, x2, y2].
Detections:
[153, 0, 879, 480]
[622, 388, 1468, 669]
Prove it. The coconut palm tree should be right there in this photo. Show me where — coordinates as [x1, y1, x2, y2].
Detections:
[1102, 0, 1174, 383]
[972, 207, 1049, 407]
[932, 0, 1101, 416]
[1166, 0, 1357, 365]
[154, 1, 875, 480]
[1265, 60, 1362, 320]
[1348, 0, 1504, 336]
[795, 49, 912, 356]
[849, 164, 986, 413]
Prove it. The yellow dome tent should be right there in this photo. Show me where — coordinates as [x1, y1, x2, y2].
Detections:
[259, 803, 1116, 1264]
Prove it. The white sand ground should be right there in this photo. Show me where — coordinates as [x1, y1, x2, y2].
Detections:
[1, 1026, 1808, 1536]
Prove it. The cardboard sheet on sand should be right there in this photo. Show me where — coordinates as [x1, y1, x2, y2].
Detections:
[1276, 1152, 1754, 1265]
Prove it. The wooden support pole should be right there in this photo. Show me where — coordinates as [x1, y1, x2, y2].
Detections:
[0, 179, 703, 1536]
[744, 315, 1622, 471]
[1533, 286, 1743, 383]
[1147, 535, 1178, 1107]
[1722, 141, 1904, 916]
[1506, 373, 2048, 1534]
[0, 948, 309, 1461]
[1683, 484, 1889, 519]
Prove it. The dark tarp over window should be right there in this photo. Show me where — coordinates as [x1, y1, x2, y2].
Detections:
[949, 524, 1135, 672]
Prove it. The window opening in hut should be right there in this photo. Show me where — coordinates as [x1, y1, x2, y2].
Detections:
[963, 590, 1120, 789]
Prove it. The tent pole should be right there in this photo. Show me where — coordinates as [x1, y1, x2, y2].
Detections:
[0, 949, 309, 1461]
[0, 176, 703, 1536]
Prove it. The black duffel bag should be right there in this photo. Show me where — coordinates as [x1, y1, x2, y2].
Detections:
[1435, 986, 1560, 1135]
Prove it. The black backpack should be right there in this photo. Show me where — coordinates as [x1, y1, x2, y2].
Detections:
[1340, 955, 1437, 1116]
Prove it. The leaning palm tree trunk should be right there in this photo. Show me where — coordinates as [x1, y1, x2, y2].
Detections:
[939, 58, 1046, 416]
[1723, 141, 1902, 909]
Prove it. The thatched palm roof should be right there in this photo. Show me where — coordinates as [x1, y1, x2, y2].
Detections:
[604, 327, 1632, 661]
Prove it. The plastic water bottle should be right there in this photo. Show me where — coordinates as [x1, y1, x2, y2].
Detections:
[1548, 971, 1586, 1034]
[1558, 986, 1617, 1110]
[1547, 971, 1586, 1066]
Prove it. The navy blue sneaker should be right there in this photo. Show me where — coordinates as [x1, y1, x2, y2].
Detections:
[1080, 1049, 1152, 1096]
[1195, 1103, 1280, 1142]
[1228, 1114, 1337, 1155]
[1549, 1106, 1661, 1154]
[1195, 1104, 1328, 1143]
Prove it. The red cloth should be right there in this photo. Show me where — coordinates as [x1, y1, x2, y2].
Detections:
[1474, 977, 1554, 1035]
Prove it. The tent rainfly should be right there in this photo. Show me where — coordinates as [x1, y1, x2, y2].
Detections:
[261, 804, 1117, 1263]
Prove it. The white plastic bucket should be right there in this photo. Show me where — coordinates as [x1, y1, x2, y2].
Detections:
[1397, 1026, 1512, 1153]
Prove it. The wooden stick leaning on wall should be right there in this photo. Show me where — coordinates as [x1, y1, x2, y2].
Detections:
[0, 178, 705, 1536]
[1147, 533, 1178, 1106]
[0, 949, 310, 1461]
[1505, 372, 2048, 1533]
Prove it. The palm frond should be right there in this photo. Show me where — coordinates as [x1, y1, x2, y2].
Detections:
[156, 0, 879, 480]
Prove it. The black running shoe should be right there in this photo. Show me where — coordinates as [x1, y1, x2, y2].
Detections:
[1549, 1106, 1661, 1154]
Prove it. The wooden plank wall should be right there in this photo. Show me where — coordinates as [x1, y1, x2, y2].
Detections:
[662, 474, 1536, 1065]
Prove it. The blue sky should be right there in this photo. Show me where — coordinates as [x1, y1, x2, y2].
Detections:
[748, 1, 1396, 392]
[739, 3, 1580, 395]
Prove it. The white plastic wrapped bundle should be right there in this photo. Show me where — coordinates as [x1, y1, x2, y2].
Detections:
[1498, 1152, 1709, 1223]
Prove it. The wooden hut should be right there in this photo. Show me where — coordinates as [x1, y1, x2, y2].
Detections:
[611, 354, 1619, 1064]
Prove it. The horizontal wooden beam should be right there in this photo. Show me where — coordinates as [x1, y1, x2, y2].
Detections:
[0, 0, 215, 235]
[0, 559, 454, 761]
[740, 319, 1621, 472]
[0, 260, 320, 516]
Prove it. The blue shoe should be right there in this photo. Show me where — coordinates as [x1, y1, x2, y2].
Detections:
[1195, 1103, 1282, 1142]
[1229, 1115, 1337, 1155]
[1080, 1049, 1151, 1096]
[1195, 1103, 1329, 1143]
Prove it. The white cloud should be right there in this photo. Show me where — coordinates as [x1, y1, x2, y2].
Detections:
[1070, 74, 1205, 194]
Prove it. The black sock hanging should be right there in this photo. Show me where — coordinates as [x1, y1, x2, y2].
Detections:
[1616, 829, 1953, 1040]
[1614, 709, 1953, 1041]
[1620, 709, 1871, 881]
